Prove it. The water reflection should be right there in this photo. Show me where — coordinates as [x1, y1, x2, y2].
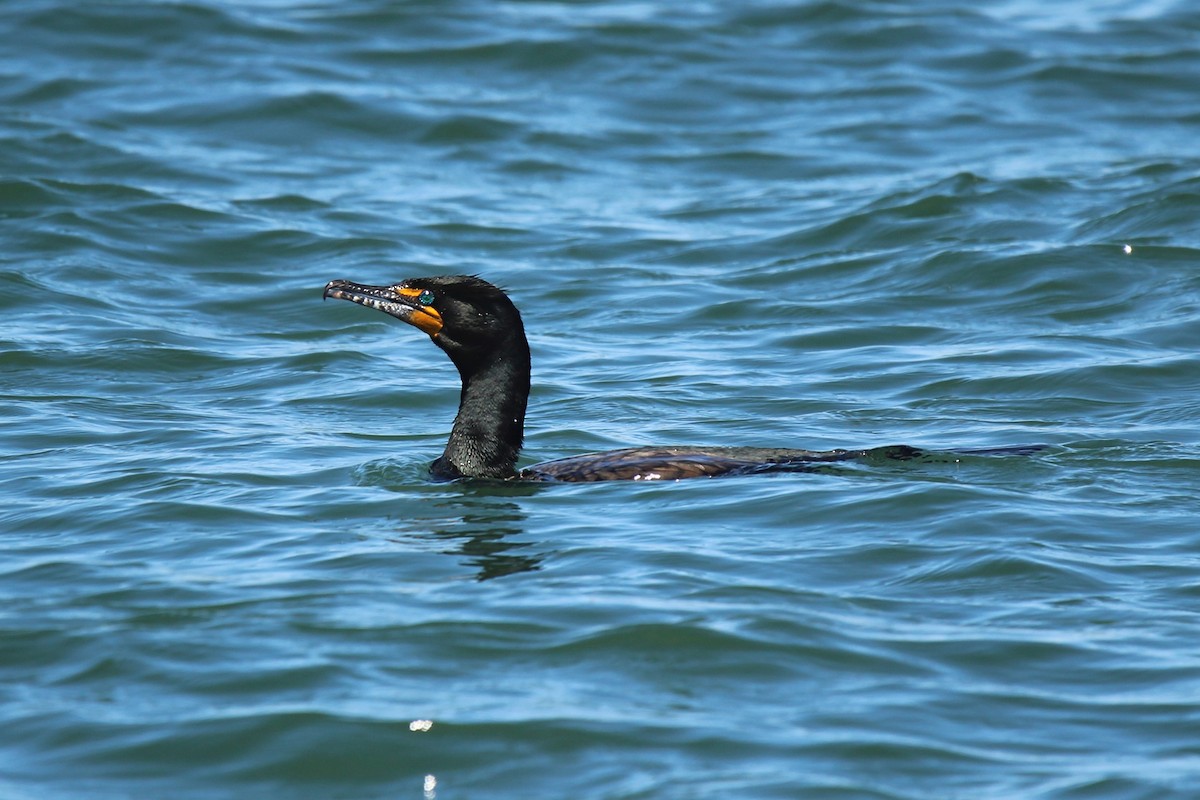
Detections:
[356, 459, 548, 580]
[424, 500, 542, 580]
[393, 484, 546, 580]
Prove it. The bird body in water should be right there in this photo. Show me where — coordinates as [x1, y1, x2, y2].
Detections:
[323, 275, 1035, 482]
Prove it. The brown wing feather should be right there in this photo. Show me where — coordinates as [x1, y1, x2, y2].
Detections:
[519, 445, 888, 482]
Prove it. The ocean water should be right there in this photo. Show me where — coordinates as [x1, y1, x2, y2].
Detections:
[3, 1, 1200, 797]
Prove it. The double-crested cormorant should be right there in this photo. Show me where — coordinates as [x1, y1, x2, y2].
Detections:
[323, 275, 1031, 482]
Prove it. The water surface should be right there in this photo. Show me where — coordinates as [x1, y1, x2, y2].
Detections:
[2, 1, 1200, 798]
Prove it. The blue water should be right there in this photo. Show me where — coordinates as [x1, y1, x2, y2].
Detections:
[3, 1, 1200, 797]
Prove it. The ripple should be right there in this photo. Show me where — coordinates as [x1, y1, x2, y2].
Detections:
[4, 1, 1200, 798]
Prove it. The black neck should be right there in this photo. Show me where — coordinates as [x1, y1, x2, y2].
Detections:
[431, 342, 530, 480]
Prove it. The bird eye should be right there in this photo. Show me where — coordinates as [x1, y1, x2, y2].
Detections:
[417, 290, 435, 306]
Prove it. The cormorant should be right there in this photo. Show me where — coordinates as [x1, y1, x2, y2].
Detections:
[322, 275, 1032, 482]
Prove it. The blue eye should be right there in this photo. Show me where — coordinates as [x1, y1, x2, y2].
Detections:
[417, 290, 435, 306]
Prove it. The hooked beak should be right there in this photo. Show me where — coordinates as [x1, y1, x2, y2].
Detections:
[323, 279, 443, 336]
